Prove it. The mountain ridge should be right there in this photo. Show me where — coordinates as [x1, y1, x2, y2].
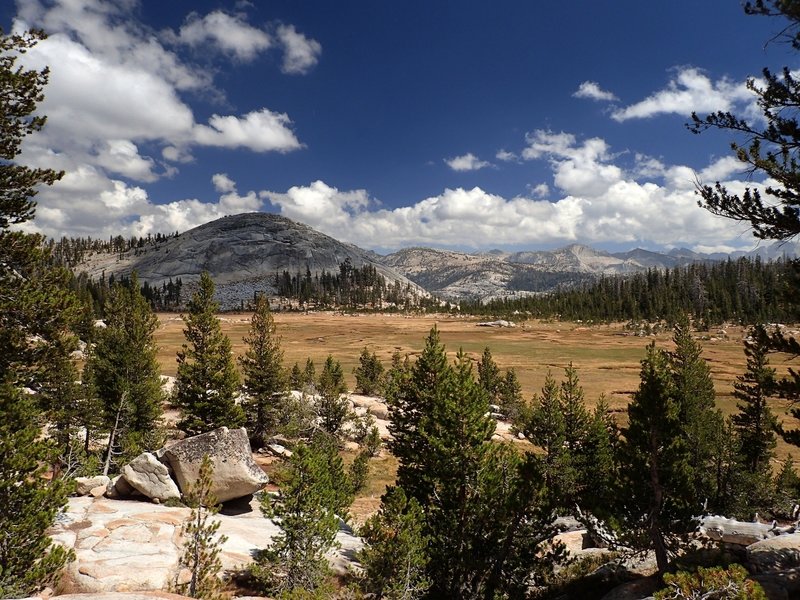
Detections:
[73, 212, 798, 304]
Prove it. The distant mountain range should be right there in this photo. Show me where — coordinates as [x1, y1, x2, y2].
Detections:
[73, 213, 799, 304]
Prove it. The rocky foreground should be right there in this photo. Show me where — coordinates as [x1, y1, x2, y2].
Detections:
[46, 494, 362, 595]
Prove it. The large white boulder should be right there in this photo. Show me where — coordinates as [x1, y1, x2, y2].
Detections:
[121, 452, 181, 502]
[74, 475, 111, 496]
[161, 427, 269, 503]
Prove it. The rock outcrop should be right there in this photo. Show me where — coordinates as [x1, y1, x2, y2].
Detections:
[121, 453, 181, 503]
[74, 476, 111, 496]
[49, 495, 363, 594]
[160, 427, 269, 503]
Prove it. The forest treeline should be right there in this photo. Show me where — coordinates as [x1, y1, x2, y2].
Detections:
[464, 257, 800, 326]
[60, 243, 798, 328]
[47, 231, 180, 267]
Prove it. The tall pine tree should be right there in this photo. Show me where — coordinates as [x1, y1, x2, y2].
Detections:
[668, 321, 722, 510]
[0, 29, 76, 596]
[618, 343, 694, 574]
[386, 329, 560, 599]
[0, 383, 73, 597]
[239, 295, 287, 447]
[91, 273, 164, 471]
[175, 272, 243, 436]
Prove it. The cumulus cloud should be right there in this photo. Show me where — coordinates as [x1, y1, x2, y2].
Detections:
[258, 149, 754, 253]
[445, 153, 492, 172]
[9, 0, 308, 239]
[529, 183, 550, 198]
[193, 109, 302, 152]
[277, 24, 322, 74]
[175, 10, 271, 61]
[522, 130, 623, 197]
[212, 173, 237, 193]
[611, 67, 752, 121]
[573, 81, 618, 102]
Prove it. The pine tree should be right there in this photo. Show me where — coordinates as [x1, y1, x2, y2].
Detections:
[560, 362, 591, 455]
[689, 3, 800, 447]
[254, 434, 352, 595]
[0, 382, 74, 597]
[239, 296, 287, 447]
[476, 346, 501, 403]
[525, 371, 574, 506]
[773, 457, 800, 519]
[175, 272, 243, 436]
[289, 362, 303, 390]
[386, 330, 560, 599]
[353, 346, 385, 396]
[733, 326, 778, 471]
[316, 354, 351, 438]
[388, 327, 451, 502]
[298, 357, 316, 394]
[0, 29, 77, 596]
[176, 455, 227, 600]
[618, 343, 694, 573]
[36, 335, 83, 478]
[578, 397, 619, 518]
[90, 273, 164, 471]
[358, 486, 430, 600]
[668, 321, 722, 509]
[498, 367, 524, 426]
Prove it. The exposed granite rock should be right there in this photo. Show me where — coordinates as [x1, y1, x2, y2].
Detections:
[161, 427, 268, 503]
[48, 495, 363, 594]
[121, 453, 181, 502]
[74, 476, 110, 496]
[748, 533, 800, 572]
[74, 212, 421, 309]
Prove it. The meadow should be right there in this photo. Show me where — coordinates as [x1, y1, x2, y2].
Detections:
[154, 312, 800, 460]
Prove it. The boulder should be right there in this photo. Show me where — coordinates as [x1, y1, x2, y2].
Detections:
[748, 533, 800, 572]
[121, 453, 181, 502]
[74, 475, 111, 496]
[161, 427, 269, 503]
[106, 475, 138, 499]
[553, 529, 588, 556]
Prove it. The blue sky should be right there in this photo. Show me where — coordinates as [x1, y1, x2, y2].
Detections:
[1, 1, 794, 253]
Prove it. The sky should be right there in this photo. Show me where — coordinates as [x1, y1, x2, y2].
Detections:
[1, 0, 796, 254]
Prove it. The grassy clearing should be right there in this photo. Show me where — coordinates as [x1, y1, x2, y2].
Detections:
[154, 312, 800, 462]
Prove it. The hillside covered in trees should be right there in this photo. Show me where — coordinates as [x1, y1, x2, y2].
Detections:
[468, 257, 799, 326]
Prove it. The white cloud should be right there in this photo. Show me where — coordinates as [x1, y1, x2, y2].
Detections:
[93, 139, 158, 182]
[9, 0, 307, 240]
[193, 109, 302, 152]
[445, 153, 492, 172]
[277, 24, 322, 74]
[260, 158, 753, 253]
[573, 81, 618, 102]
[264, 180, 372, 230]
[522, 130, 623, 197]
[611, 67, 752, 121]
[212, 173, 237, 193]
[496, 149, 519, 162]
[529, 183, 550, 198]
[175, 10, 271, 61]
